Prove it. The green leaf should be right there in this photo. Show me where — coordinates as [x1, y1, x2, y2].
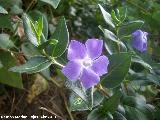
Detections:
[0, 51, 23, 88]
[131, 55, 152, 70]
[22, 13, 38, 46]
[21, 42, 51, 80]
[40, 0, 61, 9]
[0, 6, 8, 14]
[9, 56, 52, 74]
[124, 106, 148, 120]
[47, 16, 69, 57]
[99, 26, 127, 51]
[0, 15, 13, 30]
[69, 90, 104, 111]
[21, 42, 41, 59]
[102, 53, 131, 88]
[37, 17, 43, 39]
[100, 90, 122, 113]
[113, 111, 127, 120]
[38, 39, 58, 50]
[66, 80, 87, 101]
[29, 10, 48, 39]
[99, 4, 115, 28]
[0, 33, 15, 50]
[122, 95, 155, 120]
[101, 28, 117, 42]
[87, 108, 108, 120]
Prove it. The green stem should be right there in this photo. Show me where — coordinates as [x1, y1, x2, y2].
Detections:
[42, 50, 64, 68]
[26, 0, 37, 12]
[116, 27, 121, 53]
[96, 84, 110, 98]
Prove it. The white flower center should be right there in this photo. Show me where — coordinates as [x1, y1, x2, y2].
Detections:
[82, 58, 92, 68]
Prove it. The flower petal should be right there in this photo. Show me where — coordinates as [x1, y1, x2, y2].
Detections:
[91, 55, 109, 76]
[62, 61, 82, 81]
[68, 40, 87, 61]
[80, 68, 100, 89]
[85, 39, 103, 59]
[132, 30, 148, 52]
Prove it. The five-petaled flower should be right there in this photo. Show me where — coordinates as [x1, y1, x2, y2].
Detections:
[62, 39, 109, 89]
[132, 30, 148, 52]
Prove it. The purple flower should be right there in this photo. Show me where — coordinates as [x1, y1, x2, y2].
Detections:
[132, 30, 148, 52]
[62, 39, 109, 89]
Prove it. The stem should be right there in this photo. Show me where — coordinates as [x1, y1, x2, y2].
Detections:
[40, 72, 61, 88]
[26, 0, 37, 12]
[126, 0, 149, 15]
[60, 91, 74, 120]
[120, 35, 132, 40]
[116, 27, 121, 53]
[42, 50, 64, 68]
[96, 84, 110, 98]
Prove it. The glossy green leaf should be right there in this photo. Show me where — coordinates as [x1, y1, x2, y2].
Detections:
[99, 4, 115, 28]
[87, 108, 108, 120]
[47, 16, 69, 57]
[29, 10, 48, 39]
[69, 90, 104, 111]
[0, 51, 23, 88]
[9, 56, 52, 74]
[131, 56, 152, 70]
[22, 13, 38, 46]
[37, 16, 43, 39]
[21, 42, 51, 80]
[0, 33, 15, 50]
[123, 95, 155, 120]
[100, 90, 122, 113]
[124, 106, 148, 120]
[21, 42, 41, 59]
[40, 0, 61, 9]
[113, 111, 127, 120]
[99, 26, 127, 51]
[0, 6, 8, 14]
[102, 53, 131, 88]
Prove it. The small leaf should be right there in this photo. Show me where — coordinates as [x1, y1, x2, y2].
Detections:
[9, 56, 52, 74]
[37, 16, 43, 39]
[47, 16, 69, 57]
[22, 13, 38, 46]
[0, 6, 8, 14]
[0, 51, 23, 88]
[29, 10, 48, 39]
[102, 28, 117, 42]
[40, 0, 61, 9]
[0, 33, 15, 49]
[99, 4, 115, 28]
[102, 52, 131, 88]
